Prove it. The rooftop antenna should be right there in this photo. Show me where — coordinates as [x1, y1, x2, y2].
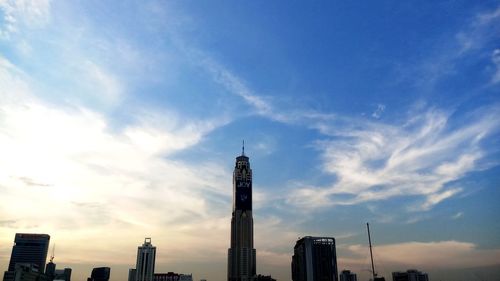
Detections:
[367, 222, 376, 280]
[242, 139, 245, 156]
[50, 243, 55, 263]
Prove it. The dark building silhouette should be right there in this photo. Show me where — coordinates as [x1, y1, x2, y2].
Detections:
[87, 267, 109, 281]
[128, 269, 137, 281]
[153, 273, 192, 281]
[255, 275, 276, 281]
[153, 273, 179, 281]
[339, 270, 357, 281]
[392, 270, 428, 281]
[7, 234, 50, 274]
[92, 267, 110, 281]
[44, 250, 71, 281]
[3, 263, 48, 281]
[291, 236, 338, 281]
[228, 146, 256, 281]
[45, 261, 56, 281]
[54, 268, 71, 281]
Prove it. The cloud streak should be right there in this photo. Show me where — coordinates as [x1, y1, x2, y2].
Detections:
[287, 107, 500, 211]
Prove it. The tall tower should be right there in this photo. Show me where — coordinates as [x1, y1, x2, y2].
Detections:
[228, 145, 256, 281]
[135, 238, 156, 281]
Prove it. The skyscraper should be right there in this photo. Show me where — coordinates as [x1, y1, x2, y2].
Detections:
[135, 238, 156, 281]
[7, 233, 50, 274]
[228, 146, 256, 281]
[291, 236, 338, 281]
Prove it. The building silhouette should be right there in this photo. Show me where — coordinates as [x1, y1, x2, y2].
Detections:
[7, 234, 50, 274]
[339, 270, 357, 281]
[87, 267, 110, 281]
[45, 261, 56, 281]
[153, 273, 192, 281]
[228, 146, 256, 281]
[392, 270, 429, 281]
[255, 275, 276, 281]
[177, 275, 192, 281]
[53, 268, 71, 281]
[153, 272, 179, 281]
[128, 269, 137, 281]
[134, 238, 156, 281]
[291, 236, 338, 281]
[43, 248, 71, 281]
[3, 263, 48, 281]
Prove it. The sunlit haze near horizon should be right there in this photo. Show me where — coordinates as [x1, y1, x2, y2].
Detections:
[1, 1, 500, 281]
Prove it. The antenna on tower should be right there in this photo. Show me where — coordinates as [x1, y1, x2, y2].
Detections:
[367, 222, 377, 280]
[242, 139, 245, 156]
[50, 243, 55, 263]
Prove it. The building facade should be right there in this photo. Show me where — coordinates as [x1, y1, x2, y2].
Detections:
[392, 270, 429, 281]
[291, 236, 338, 281]
[7, 234, 50, 274]
[228, 148, 256, 281]
[135, 238, 156, 281]
[339, 270, 357, 281]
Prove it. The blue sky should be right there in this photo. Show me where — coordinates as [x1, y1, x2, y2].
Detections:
[1, 1, 499, 281]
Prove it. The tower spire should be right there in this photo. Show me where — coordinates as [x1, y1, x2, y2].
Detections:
[242, 139, 245, 156]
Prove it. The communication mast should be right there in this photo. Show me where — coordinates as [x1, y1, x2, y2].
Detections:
[367, 223, 385, 281]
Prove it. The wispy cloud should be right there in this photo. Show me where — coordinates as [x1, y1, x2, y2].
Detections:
[197, 55, 294, 123]
[452, 211, 464, 220]
[287, 107, 500, 211]
[456, 6, 500, 54]
[491, 49, 500, 84]
[372, 104, 386, 119]
[79, 60, 124, 105]
[0, 0, 51, 39]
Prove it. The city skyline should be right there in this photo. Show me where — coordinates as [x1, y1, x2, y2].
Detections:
[1, 1, 500, 281]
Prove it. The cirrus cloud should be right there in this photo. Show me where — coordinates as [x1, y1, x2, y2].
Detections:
[287, 106, 500, 211]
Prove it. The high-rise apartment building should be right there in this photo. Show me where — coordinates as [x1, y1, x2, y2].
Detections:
[135, 238, 156, 281]
[228, 147, 256, 281]
[339, 270, 357, 281]
[7, 234, 50, 274]
[291, 236, 338, 281]
[392, 270, 429, 281]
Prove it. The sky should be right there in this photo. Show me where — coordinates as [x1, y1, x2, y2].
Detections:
[0, 1, 500, 281]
